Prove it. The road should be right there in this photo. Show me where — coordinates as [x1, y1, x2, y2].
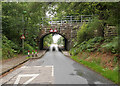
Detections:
[1, 44, 116, 85]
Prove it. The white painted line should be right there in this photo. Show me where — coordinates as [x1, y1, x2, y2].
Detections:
[21, 66, 43, 68]
[23, 74, 39, 85]
[21, 66, 54, 68]
[45, 66, 53, 67]
[51, 66, 54, 77]
[14, 74, 39, 86]
[32, 66, 42, 67]
[21, 66, 27, 68]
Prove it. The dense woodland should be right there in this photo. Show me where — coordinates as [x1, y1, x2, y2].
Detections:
[1, 2, 119, 83]
[2, 2, 52, 59]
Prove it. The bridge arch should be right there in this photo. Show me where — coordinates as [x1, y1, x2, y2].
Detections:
[38, 32, 69, 50]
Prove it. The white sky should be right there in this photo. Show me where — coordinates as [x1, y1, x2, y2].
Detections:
[46, 5, 60, 43]
[53, 34, 61, 43]
[46, 5, 57, 19]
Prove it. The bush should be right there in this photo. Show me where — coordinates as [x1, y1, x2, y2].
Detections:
[77, 23, 89, 43]
[70, 37, 104, 56]
[2, 35, 16, 59]
[101, 37, 119, 53]
[69, 48, 79, 56]
[79, 37, 103, 52]
[77, 17, 104, 44]
[24, 42, 34, 54]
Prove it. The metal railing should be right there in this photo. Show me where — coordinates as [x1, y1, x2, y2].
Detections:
[41, 15, 92, 26]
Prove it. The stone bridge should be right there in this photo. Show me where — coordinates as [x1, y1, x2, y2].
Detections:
[37, 15, 92, 50]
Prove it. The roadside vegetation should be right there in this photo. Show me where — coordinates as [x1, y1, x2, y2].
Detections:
[69, 36, 119, 83]
[43, 34, 53, 49]
[2, 2, 49, 59]
[69, 18, 119, 83]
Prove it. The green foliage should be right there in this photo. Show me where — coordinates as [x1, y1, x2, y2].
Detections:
[2, 2, 49, 58]
[69, 48, 80, 56]
[0, 49, 1, 60]
[77, 37, 103, 53]
[55, 2, 119, 26]
[77, 17, 104, 44]
[82, 52, 89, 59]
[57, 37, 64, 45]
[70, 36, 118, 56]
[77, 23, 88, 43]
[2, 35, 19, 59]
[24, 42, 34, 54]
[43, 34, 53, 48]
[101, 37, 119, 53]
[113, 56, 118, 64]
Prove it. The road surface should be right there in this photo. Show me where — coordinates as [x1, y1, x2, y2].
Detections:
[1, 44, 116, 86]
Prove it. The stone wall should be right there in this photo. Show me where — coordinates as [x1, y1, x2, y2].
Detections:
[104, 25, 117, 38]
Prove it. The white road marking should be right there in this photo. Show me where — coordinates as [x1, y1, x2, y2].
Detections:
[21, 66, 54, 68]
[94, 81, 103, 84]
[15, 65, 54, 85]
[51, 66, 54, 76]
[21, 66, 27, 68]
[14, 74, 39, 86]
[45, 66, 53, 67]
[31, 66, 42, 67]
[21, 66, 42, 68]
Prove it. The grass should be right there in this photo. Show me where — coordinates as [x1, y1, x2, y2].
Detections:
[26, 56, 31, 59]
[71, 55, 119, 84]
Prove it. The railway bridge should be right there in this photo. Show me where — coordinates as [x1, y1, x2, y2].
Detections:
[37, 15, 92, 50]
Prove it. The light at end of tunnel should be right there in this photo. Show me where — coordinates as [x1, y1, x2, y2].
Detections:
[53, 34, 62, 43]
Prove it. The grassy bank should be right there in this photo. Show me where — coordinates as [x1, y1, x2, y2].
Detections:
[71, 55, 119, 84]
[69, 36, 119, 84]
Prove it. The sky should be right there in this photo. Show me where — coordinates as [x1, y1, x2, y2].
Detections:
[46, 5, 61, 44]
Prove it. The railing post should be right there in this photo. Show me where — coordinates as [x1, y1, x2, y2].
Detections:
[70, 16, 72, 24]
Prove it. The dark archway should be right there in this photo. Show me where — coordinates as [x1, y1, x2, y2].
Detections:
[39, 32, 69, 50]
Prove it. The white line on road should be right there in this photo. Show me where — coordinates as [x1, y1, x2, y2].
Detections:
[21, 66, 54, 68]
[51, 66, 54, 77]
[14, 74, 39, 86]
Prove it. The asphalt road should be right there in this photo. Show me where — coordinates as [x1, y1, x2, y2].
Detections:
[1, 45, 116, 85]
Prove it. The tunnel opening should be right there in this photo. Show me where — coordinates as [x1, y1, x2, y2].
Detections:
[39, 33, 68, 51]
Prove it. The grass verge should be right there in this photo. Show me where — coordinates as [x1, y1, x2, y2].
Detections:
[71, 55, 119, 84]
[26, 56, 31, 59]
